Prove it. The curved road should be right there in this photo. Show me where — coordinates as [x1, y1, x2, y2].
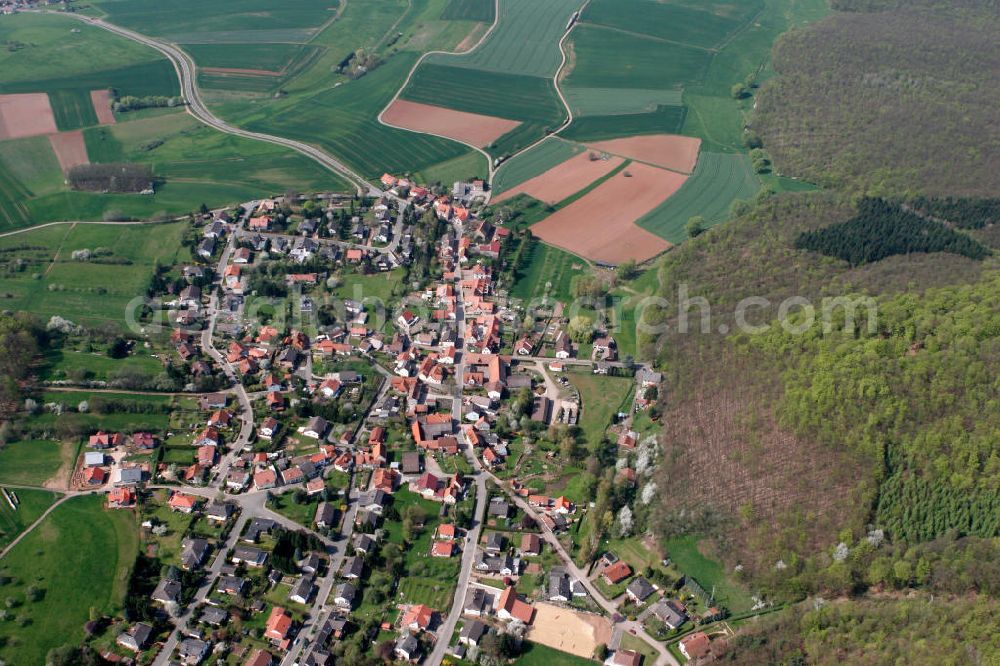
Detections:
[35, 10, 378, 198]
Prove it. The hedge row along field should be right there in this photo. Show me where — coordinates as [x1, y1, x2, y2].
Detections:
[637, 152, 759, 243]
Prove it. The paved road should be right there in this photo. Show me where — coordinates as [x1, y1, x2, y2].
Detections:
[36, 11, 377, 198]
[425, 263, 488, 666]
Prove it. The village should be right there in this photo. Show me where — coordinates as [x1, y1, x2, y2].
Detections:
[20, 175, 729, 666]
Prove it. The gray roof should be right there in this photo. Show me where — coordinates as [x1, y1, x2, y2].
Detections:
[201, 607, 228, 626]
[151, 578, 182, 603]
[627, 577, 655, 601]
[179, 638, 210, 659]
[460, 620, 488, 644]
[290, 575, 315, 603]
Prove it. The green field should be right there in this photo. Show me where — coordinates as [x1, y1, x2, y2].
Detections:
[637, 152, 759, 243]
[441, 0, 495, 21]
[564, 25, 711, 91]
[564, 87, 684, 118]
[0, 221, 187, 325]
[663, 534, 753, 612]
[184, 42, 317, 72]
[90, 0, 338, 38]
[0, 59, 180, 100]
[569, 372, 634, 447]
[40, 349, 163, 383]
[509, 237, 586, 304]
[413, 150, 488, 186]
[398, 576, 456, 609]
[241, 53, 473, 178]
[0, 488, 61, 550]
[428, 0, 582, 77]
[0, 495, 139, 665]
[401, 62, 567, 158]
[0, 163, 32, 229]
[48, 89, 100, 132]
[581, 0, 762, 50]
[515, 642, 596, 666]
[492, 138, 582, 194]
[0, 439, 75, 487]
[558, 106, 688, 143]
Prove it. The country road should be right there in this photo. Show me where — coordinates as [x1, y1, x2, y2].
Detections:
[34, 10, 379, 198]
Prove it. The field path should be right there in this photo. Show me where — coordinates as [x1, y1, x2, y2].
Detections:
[30, 10, 378, 197]
[483, 0, 590, 191]
[0, 217, 180, 239]
[377, 0, 504, 185]
[0, 492, 75, 561]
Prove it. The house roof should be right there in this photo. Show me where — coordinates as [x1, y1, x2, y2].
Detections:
[603, 560, 633, 584]
[401, 603, 434, 630]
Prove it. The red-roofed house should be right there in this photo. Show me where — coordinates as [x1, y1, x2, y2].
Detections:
[264, 606, 293, 643]
[497, 586, 534, 624]
[168, 492, 199, 513]
[602, 561, 633, 585]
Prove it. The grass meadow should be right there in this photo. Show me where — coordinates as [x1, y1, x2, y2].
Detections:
[0, 439, 76, 487]
[0, 221, 187, 326]
[515, 642, 596, 666]
[663, 534, 753, 612]
[509, 237, 585, 304]
[0, 489, 61, 550]
[637, 152, 759, 243]
[569, 372, 634, 448]
[0, 495, 139, 665]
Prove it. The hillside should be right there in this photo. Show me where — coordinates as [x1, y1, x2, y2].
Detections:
[753, 1, 1000, 196]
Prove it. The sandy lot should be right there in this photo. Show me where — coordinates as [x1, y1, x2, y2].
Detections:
[587, 134, 701, 174]
[383, 99, 520, 147]
[527, 602, 613, 658]
[89, 89, 117, 125]
[0, 93, 58, 140]
[495, 151, 625, 204]
[530, 163, 685, 264]
[48, 131, 90, 172]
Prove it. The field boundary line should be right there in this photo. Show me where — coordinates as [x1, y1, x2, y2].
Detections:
[376, 0, 503, 187]
[0, 216, 184, 240]
[492, 0, 589, 187]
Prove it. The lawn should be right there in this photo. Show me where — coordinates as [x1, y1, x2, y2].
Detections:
[0, 494, 139, 665]
[636, 152, 759, 243]
[332, 269, 407, 304]
[30, 389, 183, 432]
[0, 439, 76, 487]
[515, 641, 597, 666]
[268, 493, 321, 528]
[0, 488, 61, 550]
[663, 535, 753, 612]
[0, 221, 187, 326]
[398, 576, 456, 610]
[492, 138, 583, 195]
[619, 632, 661, 665]
[569, 373, 634, 447]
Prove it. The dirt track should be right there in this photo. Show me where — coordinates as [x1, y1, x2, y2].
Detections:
[530, 163, 685, 264]
[382, 99, 520, 148]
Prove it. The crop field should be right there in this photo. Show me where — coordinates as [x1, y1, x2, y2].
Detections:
[245, 53, 474, 178]
[564, 25, 711, 91]
[637, 152, 759, 243]
[492, 137, 582, 194]
[48, 89, 100, 132]
[0, 495, 139, 666]
[564, 87, 683, 118]
[581, 0, 762, 50]
[0, 221, 187, 325]
[1, 60, 180, 101]
[428, 0, 582, 77]
[404, 64, 564, 126]
[90, 0, 338, 39]
[0, 165, 31, 229]
[184, 42, 316, 73]
[441, 0, 495, 21]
